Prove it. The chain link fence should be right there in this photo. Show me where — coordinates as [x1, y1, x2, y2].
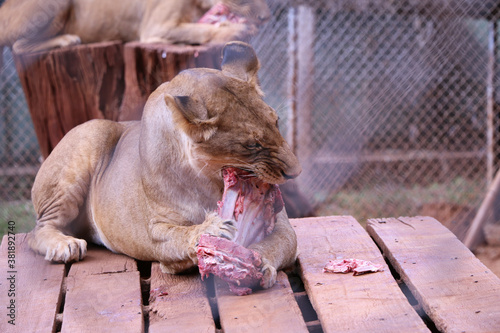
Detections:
[250, 0, 500, 234]
[0, 47, 40, 232]
[1, 0, 500, 235]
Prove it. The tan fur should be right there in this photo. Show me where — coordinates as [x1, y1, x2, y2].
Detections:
[0, 0, 269, 54]
[27, 42, 301, 289]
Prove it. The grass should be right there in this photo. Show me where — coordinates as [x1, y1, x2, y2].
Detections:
[315, 177, 485, 227]
[0, 200, 36, 237]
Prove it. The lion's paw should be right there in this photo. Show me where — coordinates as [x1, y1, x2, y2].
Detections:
[260, 258, 277, 289]
[44, 236, 87, 263]
[200, 211, 236, 241]
[210, 23, 257, 44]
[57, 34, 82, 48]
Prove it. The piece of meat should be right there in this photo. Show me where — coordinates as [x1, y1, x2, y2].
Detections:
[323, 258, 384, 276]
[197, 167, 284, 295]
[217, 167, 284, 247]
[198, 3, 247, 25]
[197, 234, 263, 296]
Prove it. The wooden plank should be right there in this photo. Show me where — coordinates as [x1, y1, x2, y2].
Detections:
[67, 245, 137, 276]
[367, 216, 500, 333]
[62, 247, 143, 332]
[216, 271, 308, 333]
[0, 233, 66, 333]
[292, 216, 429, 333]
[148, 263, 215, 332]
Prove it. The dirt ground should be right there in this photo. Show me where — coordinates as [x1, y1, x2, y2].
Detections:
[474, 245, 500, 277]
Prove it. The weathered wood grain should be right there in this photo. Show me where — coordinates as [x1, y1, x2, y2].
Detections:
[67, 245, 137, 277]
[367, 216, 500, 333]
[216, 271, 308, 333]
[148, 263, 215, 332]
[292, 216, 429, 333]
[13, 41, 125, 158]
[0, 233, 66, 333]
[62, 247, 143, 332]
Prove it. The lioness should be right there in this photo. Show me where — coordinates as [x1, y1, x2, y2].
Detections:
[28, 41, 302, 289]
[0, 0, 269, 67]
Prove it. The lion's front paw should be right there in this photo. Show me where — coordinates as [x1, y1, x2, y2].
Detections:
[260, 258, 277, 289]
[199, 211, 237, 241]
[44, 236, 87, 263]
[210, 23, 257, 44]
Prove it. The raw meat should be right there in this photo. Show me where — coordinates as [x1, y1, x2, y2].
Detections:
[217, 167, 284, 247]
[197, 234, 263, 296]
[197, 167, 284, 295]
[323, 258, 384, 276]
[198, 3, 247, 25]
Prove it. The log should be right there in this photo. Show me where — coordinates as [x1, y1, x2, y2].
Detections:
[13, 41, 125, 158]
[119, 42, 223, 121]
[13, 41, 223, 157]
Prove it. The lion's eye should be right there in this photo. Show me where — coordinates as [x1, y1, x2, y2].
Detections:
[245, 142, 263, 150]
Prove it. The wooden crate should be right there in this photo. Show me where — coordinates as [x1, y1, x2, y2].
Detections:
[1, 216, 499, 332]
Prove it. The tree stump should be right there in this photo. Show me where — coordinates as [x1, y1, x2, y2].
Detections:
[120, 42, 223, 121]
[13, 41, 223, 158]
[14, 41, 125, 158]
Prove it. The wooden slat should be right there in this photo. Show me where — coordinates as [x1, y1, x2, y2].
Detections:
[367, 216, 500, 333]
[61, 247, 143, 332]
[0, 233, 66, 333]
[148, 263, 215, 332]
[216, 271, 308, 332]
[67, 245, 138, 276]
[292, 216, 429, 333]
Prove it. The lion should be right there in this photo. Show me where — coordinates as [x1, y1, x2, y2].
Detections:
[0, 0, 269, 68]
[27, 41, 302, 289]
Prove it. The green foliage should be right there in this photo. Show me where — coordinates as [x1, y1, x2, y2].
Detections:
[0, 201, 36, 237]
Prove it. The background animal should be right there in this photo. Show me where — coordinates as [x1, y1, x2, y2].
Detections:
[0, 0, 270, 67]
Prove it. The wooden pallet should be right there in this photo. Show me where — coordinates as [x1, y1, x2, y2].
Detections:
[1, 216, 499, 332]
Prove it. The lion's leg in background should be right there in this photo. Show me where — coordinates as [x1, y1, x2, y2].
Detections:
[140, 22, 253, 45]
[1, 0, 73, 53]
[13, 34, 81, 53]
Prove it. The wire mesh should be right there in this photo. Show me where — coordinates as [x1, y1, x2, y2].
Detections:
[0, 47, 39, 231]
[1, 0, 500, 231]
[249, 0, 500, 225]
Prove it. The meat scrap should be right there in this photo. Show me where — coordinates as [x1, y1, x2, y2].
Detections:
[198, 3, 247, 25]
[197, 234, 263, 296]
[197, 167, 284, 295]
[323, 259, 384, 276]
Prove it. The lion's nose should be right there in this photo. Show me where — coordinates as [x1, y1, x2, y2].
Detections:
[282, 165, 302, 180]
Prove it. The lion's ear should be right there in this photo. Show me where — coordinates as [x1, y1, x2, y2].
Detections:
[221, 41, 260, 86]
[165, 94, 218, 142]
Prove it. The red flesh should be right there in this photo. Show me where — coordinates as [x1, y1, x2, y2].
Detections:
[198, 3, 247, 25]
[197, 234, 263, 296]
[197, 167, 284, 295]
[217, 167, 284, 247]
[323, 258, 384, 276]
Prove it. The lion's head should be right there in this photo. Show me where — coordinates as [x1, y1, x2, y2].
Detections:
[163, 42, 301, 185]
